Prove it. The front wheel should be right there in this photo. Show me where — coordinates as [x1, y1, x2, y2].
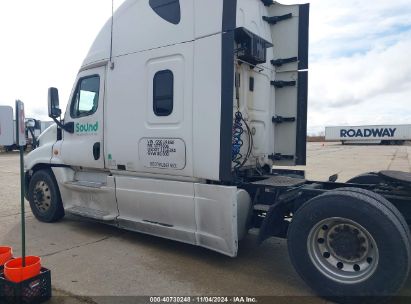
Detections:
[28, 169, 65, 223]
[287, 191, 411, 303]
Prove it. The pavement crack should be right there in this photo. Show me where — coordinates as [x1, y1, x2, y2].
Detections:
[40, 236, 112, 258]
[53, 288, 98, 304]
[388, 147, 399, 170]
[0, 211, 32, 219]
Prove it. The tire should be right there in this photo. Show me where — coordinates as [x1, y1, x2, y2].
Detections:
[335, 187, 411, 244]
[287, 191, 411, 303]
[28, 169, 65, 222]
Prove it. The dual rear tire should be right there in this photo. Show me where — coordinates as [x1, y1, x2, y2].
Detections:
[287, 189, 411, 303]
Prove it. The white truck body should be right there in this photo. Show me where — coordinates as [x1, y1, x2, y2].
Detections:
[325, 125, 411, 144]
[22, 2, 411, 298]
[25, 0, 309, 257]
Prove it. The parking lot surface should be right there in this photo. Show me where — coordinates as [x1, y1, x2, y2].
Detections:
[0, 142, 410, 303]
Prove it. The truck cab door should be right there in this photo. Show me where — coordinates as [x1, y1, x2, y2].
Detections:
[266, 3, 309, 165]
[60, 66, 105, 169]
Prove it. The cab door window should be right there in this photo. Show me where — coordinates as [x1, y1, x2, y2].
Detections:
[71, 75, 100, 118]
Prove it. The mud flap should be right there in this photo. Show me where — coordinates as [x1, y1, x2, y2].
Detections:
[258, 203, 289, 243]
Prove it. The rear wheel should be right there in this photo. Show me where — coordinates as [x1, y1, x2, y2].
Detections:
[288, 191, 411, 303]
[335, 187, 411, 243]
[28, 169, 65, 223]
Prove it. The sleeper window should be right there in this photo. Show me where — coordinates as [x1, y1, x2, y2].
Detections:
[153, 70, 174, 117]
[149, 0, 181, 25]
[71, 75, 100, 118]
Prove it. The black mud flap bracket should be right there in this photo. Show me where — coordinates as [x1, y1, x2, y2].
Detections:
[263, 13, 292, 25]
[271, 80, 296, 88]
[272, 116, 296, 123]
[258, 189, 302, 243]
[258, 204, 289, 243]
[271, 57, 298, 67]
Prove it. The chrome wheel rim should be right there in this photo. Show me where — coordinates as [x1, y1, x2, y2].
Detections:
[33, 181, 52, 213]
[307, 217, 379, 284]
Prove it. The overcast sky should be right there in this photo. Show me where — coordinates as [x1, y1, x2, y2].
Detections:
[0, 0, 410, 135]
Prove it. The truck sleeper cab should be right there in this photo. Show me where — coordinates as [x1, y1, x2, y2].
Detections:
[25, 0, 411, 302]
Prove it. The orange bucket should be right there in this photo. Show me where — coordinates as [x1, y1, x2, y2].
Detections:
[0, 246, 13, 266]
[4, 256, 41, 283]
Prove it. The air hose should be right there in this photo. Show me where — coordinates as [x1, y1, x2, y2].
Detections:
[232, 111, 244, 168]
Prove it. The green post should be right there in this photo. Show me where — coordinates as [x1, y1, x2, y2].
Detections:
[16, 100, 26, 267]
[20, 145, 26, 267]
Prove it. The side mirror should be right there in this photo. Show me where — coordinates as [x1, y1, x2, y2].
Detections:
[48, 87, 61, 118]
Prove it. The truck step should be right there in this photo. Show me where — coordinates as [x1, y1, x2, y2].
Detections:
[64, 180, 107, 191]
[66, 180, 105, 188]
[253, 204, 270, 212]
[66, 206, 116, 221]
[252, 175, 306, 188]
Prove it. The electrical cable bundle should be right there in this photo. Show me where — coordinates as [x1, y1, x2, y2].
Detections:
[240, 118, 253, 168]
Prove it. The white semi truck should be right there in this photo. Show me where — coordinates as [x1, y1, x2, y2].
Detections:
[24, 1, 411, 302]
[326, 125, 411, 145]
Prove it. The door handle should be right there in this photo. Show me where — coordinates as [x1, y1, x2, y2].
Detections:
[93, 142, 101, 160]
